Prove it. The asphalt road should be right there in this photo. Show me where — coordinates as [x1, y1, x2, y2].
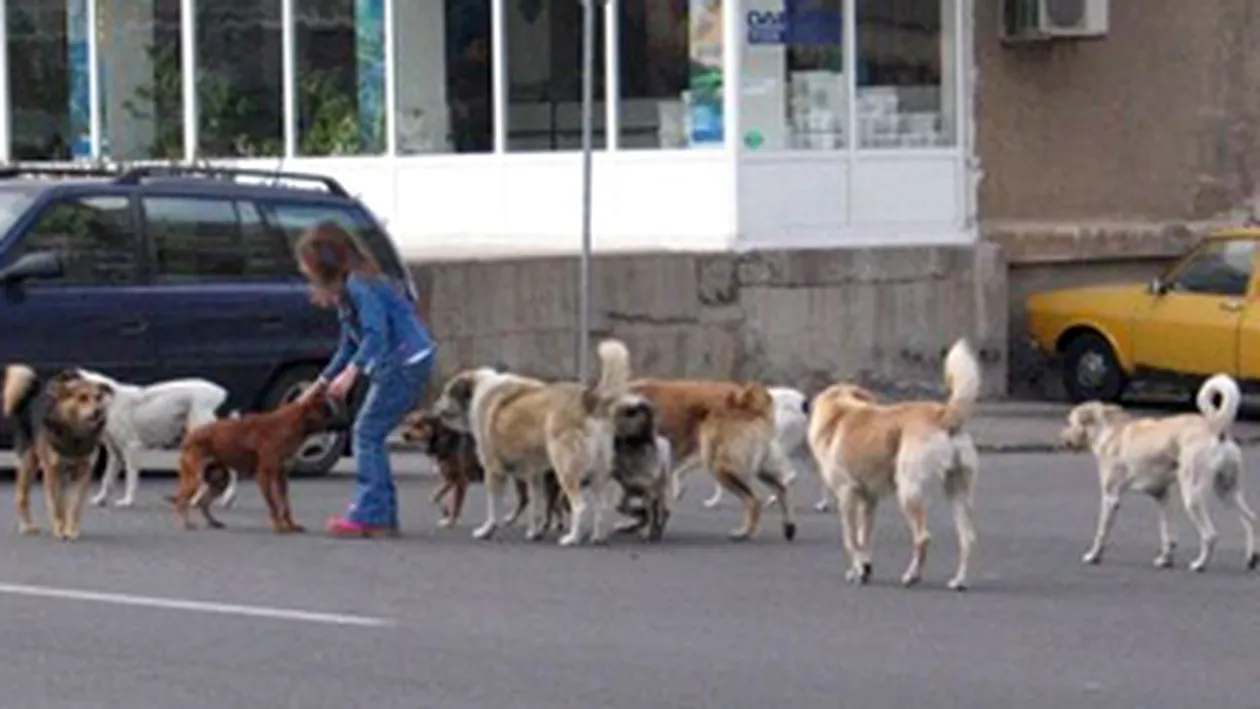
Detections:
[0, 450, 1257, 709]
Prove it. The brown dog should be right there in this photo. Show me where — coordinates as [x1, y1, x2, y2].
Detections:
[630, 378, 796, 541]
[169, 383, 339, 533]
[3, 365, 112, 541]
[399, 409, 567, 531]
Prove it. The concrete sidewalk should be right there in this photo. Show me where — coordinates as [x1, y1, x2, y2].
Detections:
[387, 400, 1260, 456]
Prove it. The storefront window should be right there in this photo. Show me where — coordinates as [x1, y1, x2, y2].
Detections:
[196, 0, 283, 157]
[855, 0, 955, 149]
[617, 0, 725, 149]
[742, 0, 846, 151]
[5, 0, 75, 160]
[394, 0, 493, 154]
[296, 0, 386, 156]
[505, 0, 607, 151]
[97, 0, 184, 160]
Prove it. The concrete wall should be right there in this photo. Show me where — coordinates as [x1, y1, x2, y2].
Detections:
[975, 0, 1260, 222]
[409, 244, 1008, 404]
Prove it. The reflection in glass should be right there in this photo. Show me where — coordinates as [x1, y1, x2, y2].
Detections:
[98, 0, 184, 159]
[618, 0, 725, 149]
[195, 0, 283, 157]
[5, 0, 73, 159]
[394, 0, 493, 154]
[296, 0, 386, 156]
[505, 0, 607, 151]
[856, 0, 955, 149]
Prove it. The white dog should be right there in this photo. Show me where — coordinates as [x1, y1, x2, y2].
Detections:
[75, 369, 234, 509]
[701, 386, 831, 511]
[1061, 374, 1258, 572]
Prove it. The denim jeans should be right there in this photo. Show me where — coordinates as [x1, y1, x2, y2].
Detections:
[345, 356, 432, 527]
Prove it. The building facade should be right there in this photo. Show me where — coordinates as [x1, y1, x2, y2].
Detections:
[0, 0, 974, 259]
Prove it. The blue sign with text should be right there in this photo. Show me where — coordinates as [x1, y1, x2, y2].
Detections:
[746, 1, 842, 46]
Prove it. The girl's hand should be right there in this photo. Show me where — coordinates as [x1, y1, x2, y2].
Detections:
[329, 366, 359, 400]
[298, 379, 327, 404]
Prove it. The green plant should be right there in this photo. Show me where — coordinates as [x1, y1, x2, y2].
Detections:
[122, 41, 183, 159]
[298, 69, 369, 156]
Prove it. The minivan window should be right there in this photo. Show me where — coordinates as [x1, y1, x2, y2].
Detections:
[144, 196, 299, 281]
[0, 191, 37, 235]
[260, 202, 403, 278]
[10, 194, 137, 285]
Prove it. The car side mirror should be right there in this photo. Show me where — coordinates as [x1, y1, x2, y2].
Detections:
[0, 251, 63, 285]
[1147, 277, 1168, 296]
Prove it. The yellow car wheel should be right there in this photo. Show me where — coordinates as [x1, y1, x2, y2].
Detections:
[1061, 332, 1127, 403]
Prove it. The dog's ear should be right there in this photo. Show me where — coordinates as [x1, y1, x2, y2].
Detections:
[94, 381, 114, 400]
[448, 375, 474, 404]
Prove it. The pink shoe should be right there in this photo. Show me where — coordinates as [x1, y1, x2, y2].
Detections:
[326, 515, 395, 538]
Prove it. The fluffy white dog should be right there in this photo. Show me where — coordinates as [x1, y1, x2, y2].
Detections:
[700, 386, 831, 511]
[75, 369, 234, 509]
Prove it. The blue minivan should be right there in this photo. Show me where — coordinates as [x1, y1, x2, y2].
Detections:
[0, 165, 419, 476]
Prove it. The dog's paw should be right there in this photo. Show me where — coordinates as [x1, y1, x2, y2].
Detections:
[114, 497, 135, 509]
[472, 522, 498, 541]
[437, 516, 455, 529]
[783, 522, 798, 542]
[90, 494, 109, 508]
[1189, 558, 1209, 573]
[947, 577, 969, 592]
[524, 526, 546, 542]
[1081, 549, 1103, 565]
[1153, 553, 1174, 569]
[62, 528, 81, 542]
[859, 561, 873, 584]
[702, 496, 722, 509]
[727, 528, 752, 542]
[558, 531, 582, 547]
[17, 523, 40, 536]
[1247, 552, 1258, 571]
[765, 494, 780, 507]
[814, 499, 832, 513]
[900, 569, 921, 587]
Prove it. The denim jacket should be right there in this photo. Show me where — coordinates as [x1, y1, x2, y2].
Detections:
[321, 273, 435, 381]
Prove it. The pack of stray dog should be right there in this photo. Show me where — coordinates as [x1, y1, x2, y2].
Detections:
[7, 332, 1259, 595]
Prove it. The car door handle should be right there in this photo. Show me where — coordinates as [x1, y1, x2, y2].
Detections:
[1221, 299, 1245, 312]
[118, 319, 148, 336]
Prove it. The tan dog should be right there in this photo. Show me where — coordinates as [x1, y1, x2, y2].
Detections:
[630, 378, 796, 541]
[3, 365, 113, 541]
[1061, 374, 1257, 572]
[431, 339, 632, 546]
[808, 339, 981, 590]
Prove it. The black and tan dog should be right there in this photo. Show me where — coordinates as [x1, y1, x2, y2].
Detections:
[609, 396, 672, 542]
[3, 365, 113, 540]
[400, 408, 568, 532]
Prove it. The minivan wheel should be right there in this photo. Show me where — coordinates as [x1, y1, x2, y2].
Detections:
[261, 365, 347, 478]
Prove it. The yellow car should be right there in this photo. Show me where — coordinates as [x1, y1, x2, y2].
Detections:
[1025, 227, 1260, 402]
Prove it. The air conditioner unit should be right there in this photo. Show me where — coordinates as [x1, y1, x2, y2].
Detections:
[1001, 0, 1108, 42]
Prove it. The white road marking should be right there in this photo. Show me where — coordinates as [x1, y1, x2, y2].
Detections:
[0, 582, 393, 628]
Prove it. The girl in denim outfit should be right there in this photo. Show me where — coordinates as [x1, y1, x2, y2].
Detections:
[295, 221, 435, 537]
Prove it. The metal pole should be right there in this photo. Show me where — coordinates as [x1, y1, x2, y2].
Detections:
[282, 0, 296, 158]
[180, 0, 197, 162]
[0, 0, 10, 164]
[577, 0, 597, 382]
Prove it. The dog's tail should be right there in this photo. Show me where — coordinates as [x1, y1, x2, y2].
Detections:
[595, 339, 631, 396]
[1196, 373, 1241, 438]
[2, 364, 38, 418]
[582, 339, 632, 414]
[940, 339, 982, 432]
